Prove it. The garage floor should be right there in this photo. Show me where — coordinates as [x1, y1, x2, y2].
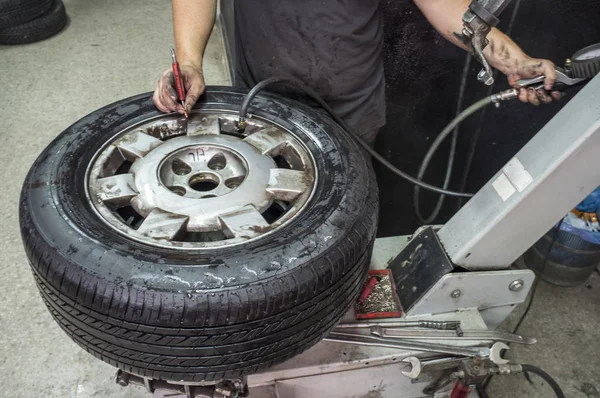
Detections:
[0, 1, 598, 397]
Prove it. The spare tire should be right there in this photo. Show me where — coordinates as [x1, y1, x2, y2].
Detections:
[0, 0, 51, 28]
[0, 0, 66, 45]
[19, 87, 378, 382]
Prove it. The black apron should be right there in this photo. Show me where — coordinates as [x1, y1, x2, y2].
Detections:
[233, 0, 386, 142]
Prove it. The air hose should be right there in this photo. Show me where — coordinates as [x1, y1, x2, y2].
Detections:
[413, 95, 495, 223]
[237, 76, 503, 198]
[416, 53, 472, 225]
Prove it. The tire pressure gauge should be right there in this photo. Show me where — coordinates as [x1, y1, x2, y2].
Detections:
[568, 43, 600, 79]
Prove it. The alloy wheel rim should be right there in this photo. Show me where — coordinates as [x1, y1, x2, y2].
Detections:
[85, 111, 317, 249]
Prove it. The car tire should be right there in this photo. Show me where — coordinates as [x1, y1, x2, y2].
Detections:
[20, 87, 379, 382]
[0, 0, 66, 45]
[0, 0, 51, 28]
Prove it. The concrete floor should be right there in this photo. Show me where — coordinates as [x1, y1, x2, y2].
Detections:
[0, 1, 598, 397]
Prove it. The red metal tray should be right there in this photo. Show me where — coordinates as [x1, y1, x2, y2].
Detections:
[355, 269, 403, 320]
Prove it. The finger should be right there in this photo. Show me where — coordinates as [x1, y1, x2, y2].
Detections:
[160, 83, 178, 106]
[167, 84, 178, 100]
[158, 77, 179, 111]
[160, 70, 179, 103]
[155, 78, 175, 112]
[542, 62, 557, 91]
[507, 74, 520, 89]
[184, 91, 200, 110]
[159, 86, 179, 111]
[153, 90, 170, 113]
[551, 91, 563, 101]
[184, 80, 205, 110]
[527, 88, 540, 106]
[518, 88, 528, 103]
[536, 89, 552, 104]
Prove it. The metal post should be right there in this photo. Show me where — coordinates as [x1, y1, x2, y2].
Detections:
[438, 74, 600, 270]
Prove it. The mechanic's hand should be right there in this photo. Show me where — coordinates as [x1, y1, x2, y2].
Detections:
[506, 57, 562, 106]
[153, 64, 205, 114]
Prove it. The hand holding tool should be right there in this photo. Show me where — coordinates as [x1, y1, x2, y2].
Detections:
[171, 48, 189, 119]
[517, 67, 585, 92]
[517, 45, 600, 92]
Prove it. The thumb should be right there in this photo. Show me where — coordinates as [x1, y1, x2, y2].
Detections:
[541, 61, 557, 91]
[184, 92, 199, 110]
[507, 73, 521, 88]
[183, 79, 205, 110]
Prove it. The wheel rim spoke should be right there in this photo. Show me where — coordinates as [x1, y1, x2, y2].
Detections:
[115, 131, 163, 160]
[137, 208, 188, 240]
[242, 127, 288, 156]
[94, 174, 138, 206]
[218, 166, 246, 182]
[267, 169, 311, 201]
[219, 205, 270, 239]
[187, 115, 221, 136]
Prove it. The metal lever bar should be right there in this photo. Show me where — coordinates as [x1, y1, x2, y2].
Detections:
[325, 332, 509, 364]
[335, 321, 461, 330]
[518, 68, 585, 90]
[370, 327, 536, 345]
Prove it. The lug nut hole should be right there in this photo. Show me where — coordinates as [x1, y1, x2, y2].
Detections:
[171, 159, 192, 176]
[208, 153, 227, 170]
[225, 176, 245, 189]
[169, 186, 187, 196]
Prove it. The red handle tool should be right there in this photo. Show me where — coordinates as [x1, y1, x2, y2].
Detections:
[171, 48, 188, 118]
[450, 381, 471, 398]
[358, 276, 379, 304]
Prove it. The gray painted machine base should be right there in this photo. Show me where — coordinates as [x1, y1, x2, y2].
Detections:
[243, 236, 522, 398]
[247, 311, 484, 398]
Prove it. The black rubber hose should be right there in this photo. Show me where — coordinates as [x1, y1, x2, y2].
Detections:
[413, 53, 472, 224]
[521, 364, 566, 398]
[239, 76, 474, 198]
[412, 96, 493, 204]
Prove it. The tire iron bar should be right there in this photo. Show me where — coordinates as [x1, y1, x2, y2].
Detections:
[336, 320, 462, 332]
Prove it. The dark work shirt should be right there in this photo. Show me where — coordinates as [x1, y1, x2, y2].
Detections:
[233, 0, 385, 141]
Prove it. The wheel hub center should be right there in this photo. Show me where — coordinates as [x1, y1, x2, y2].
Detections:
[130, 134, 277, 229]
[159, 144, 248, 199]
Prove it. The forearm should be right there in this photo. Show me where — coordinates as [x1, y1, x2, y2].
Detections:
[413, 0, 528, 76]
[172, 0, 217, 68]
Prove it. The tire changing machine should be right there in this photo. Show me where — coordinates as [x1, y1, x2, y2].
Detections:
[119, 72, 600, 398]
